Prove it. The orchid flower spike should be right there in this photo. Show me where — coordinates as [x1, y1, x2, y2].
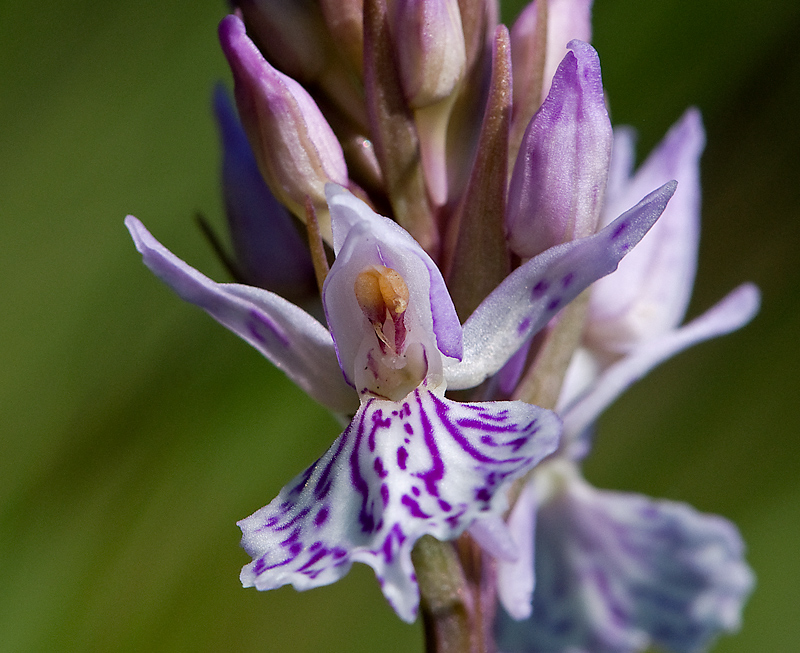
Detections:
[125, 176, 673, 621]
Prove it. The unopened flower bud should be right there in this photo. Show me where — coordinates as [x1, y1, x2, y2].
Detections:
[506, 40, 611, 259]
[391, 0, 467, 108]
[219, 14, 348, 241]
[236, 0, 329, 82]
[212, 85, 316, 300]
[509, 0, 593, 163]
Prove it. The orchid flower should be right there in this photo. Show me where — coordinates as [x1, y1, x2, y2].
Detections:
[126, 177, 674, 622]
[493, 109, 760, 651]
[561, 108, 762, 454]
[496, 460, 756, 653]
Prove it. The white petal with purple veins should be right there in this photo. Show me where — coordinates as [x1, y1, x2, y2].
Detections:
[497, 469, 754, 653]
[446, 182, 677, 390]
[125, 216, 357, 414]
[238, 386, 560, 622]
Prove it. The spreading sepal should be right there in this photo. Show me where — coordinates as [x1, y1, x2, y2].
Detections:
[238, 385, 561, 622]
[125, 216, 357, 414]
[562, 283, 760, 456]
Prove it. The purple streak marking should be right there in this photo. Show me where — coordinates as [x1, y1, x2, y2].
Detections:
[429, 393, 527, 465]
[402, 494, 432, 519]
[348, 407, 376, 533]
[247, 309, 289, 347]
[413, 391, 445, 497]
[397, 446, 408, 470]
[314, 505, 329, 527]
[546, 297, 562, 312]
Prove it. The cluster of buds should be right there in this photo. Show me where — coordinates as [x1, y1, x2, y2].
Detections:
[126, 1, 760, 651]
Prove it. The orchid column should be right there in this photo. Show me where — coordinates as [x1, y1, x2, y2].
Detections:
[125, 0, 757, 651]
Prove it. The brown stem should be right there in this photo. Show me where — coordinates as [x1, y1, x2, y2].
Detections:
[412, 536, 475, 653]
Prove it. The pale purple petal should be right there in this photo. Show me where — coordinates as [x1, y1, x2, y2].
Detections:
[497, 481, 538, 620]
[562, 283, 760, 454]
[125, 216, 357, 414]
[238, 386, 561, 622]
[324, 185, 463, 381]
[446, 182, 677, 390]
[507, 40, 612, 259]
[588, 109, 705, 351]
[497, 475, 754, 653]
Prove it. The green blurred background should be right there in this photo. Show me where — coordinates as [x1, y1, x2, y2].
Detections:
[1, 1, 797, 650]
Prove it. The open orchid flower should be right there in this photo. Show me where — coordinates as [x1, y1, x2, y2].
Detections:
[494, 283, 758, 649]
[558, 109, 761, 452]
[497, 462, 754, 653]
[493, 109, 758, 651]
[495, 280, 757, 633]
[126, 177, 674, 622]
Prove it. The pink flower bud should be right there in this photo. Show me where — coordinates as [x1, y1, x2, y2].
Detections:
[219, 14, 348, 239]
[391, 0, 467, 108]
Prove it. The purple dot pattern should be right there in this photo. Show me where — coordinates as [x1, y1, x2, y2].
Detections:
[238, 386, 560, 623]
[497, 481, 754, 652]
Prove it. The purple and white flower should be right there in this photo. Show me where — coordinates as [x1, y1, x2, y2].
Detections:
[126, 176, 674, 621]
[494, 109, 759, 651]
[497, 461, 755, 653]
